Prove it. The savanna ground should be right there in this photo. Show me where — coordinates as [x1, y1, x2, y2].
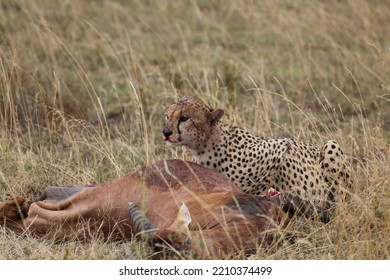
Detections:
[0, 0, 389, 259]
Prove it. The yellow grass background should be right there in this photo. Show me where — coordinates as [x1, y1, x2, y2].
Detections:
[0, 0, 389, 259]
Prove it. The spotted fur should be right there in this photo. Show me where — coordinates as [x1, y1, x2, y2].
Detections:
[163, 96, 352, 210]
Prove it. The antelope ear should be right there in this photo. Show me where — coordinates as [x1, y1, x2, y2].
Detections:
[208, 108, 224, 125]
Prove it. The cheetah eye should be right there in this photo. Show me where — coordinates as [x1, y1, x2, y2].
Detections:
[179, 116, 189, 122]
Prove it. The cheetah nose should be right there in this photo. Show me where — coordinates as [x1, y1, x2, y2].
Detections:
[162, 129, 173, 138]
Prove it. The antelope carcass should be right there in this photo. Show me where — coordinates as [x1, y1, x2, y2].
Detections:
[0, 159, 287, 259]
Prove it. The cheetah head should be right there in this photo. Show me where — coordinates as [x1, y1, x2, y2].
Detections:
[162, 96, 224, 150]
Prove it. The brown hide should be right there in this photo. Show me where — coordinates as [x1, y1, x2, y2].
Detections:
[0, 159, 285, 259]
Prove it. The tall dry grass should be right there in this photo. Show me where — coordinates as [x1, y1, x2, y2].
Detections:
[0, 0, 389, 259]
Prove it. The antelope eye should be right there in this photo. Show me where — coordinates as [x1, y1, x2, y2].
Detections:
[179, 116, 189, 122]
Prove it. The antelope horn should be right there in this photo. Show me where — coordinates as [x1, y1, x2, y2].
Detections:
[128, 202, 157, 240]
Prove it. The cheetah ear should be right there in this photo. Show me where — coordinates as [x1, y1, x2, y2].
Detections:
[178, 96, 194, 103]
[208, 108, 224, 125]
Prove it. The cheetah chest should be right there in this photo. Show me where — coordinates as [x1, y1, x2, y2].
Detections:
[194, 137, 292, 195]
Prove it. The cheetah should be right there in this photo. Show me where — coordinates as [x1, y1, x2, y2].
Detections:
[162, 96, 352, 218]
